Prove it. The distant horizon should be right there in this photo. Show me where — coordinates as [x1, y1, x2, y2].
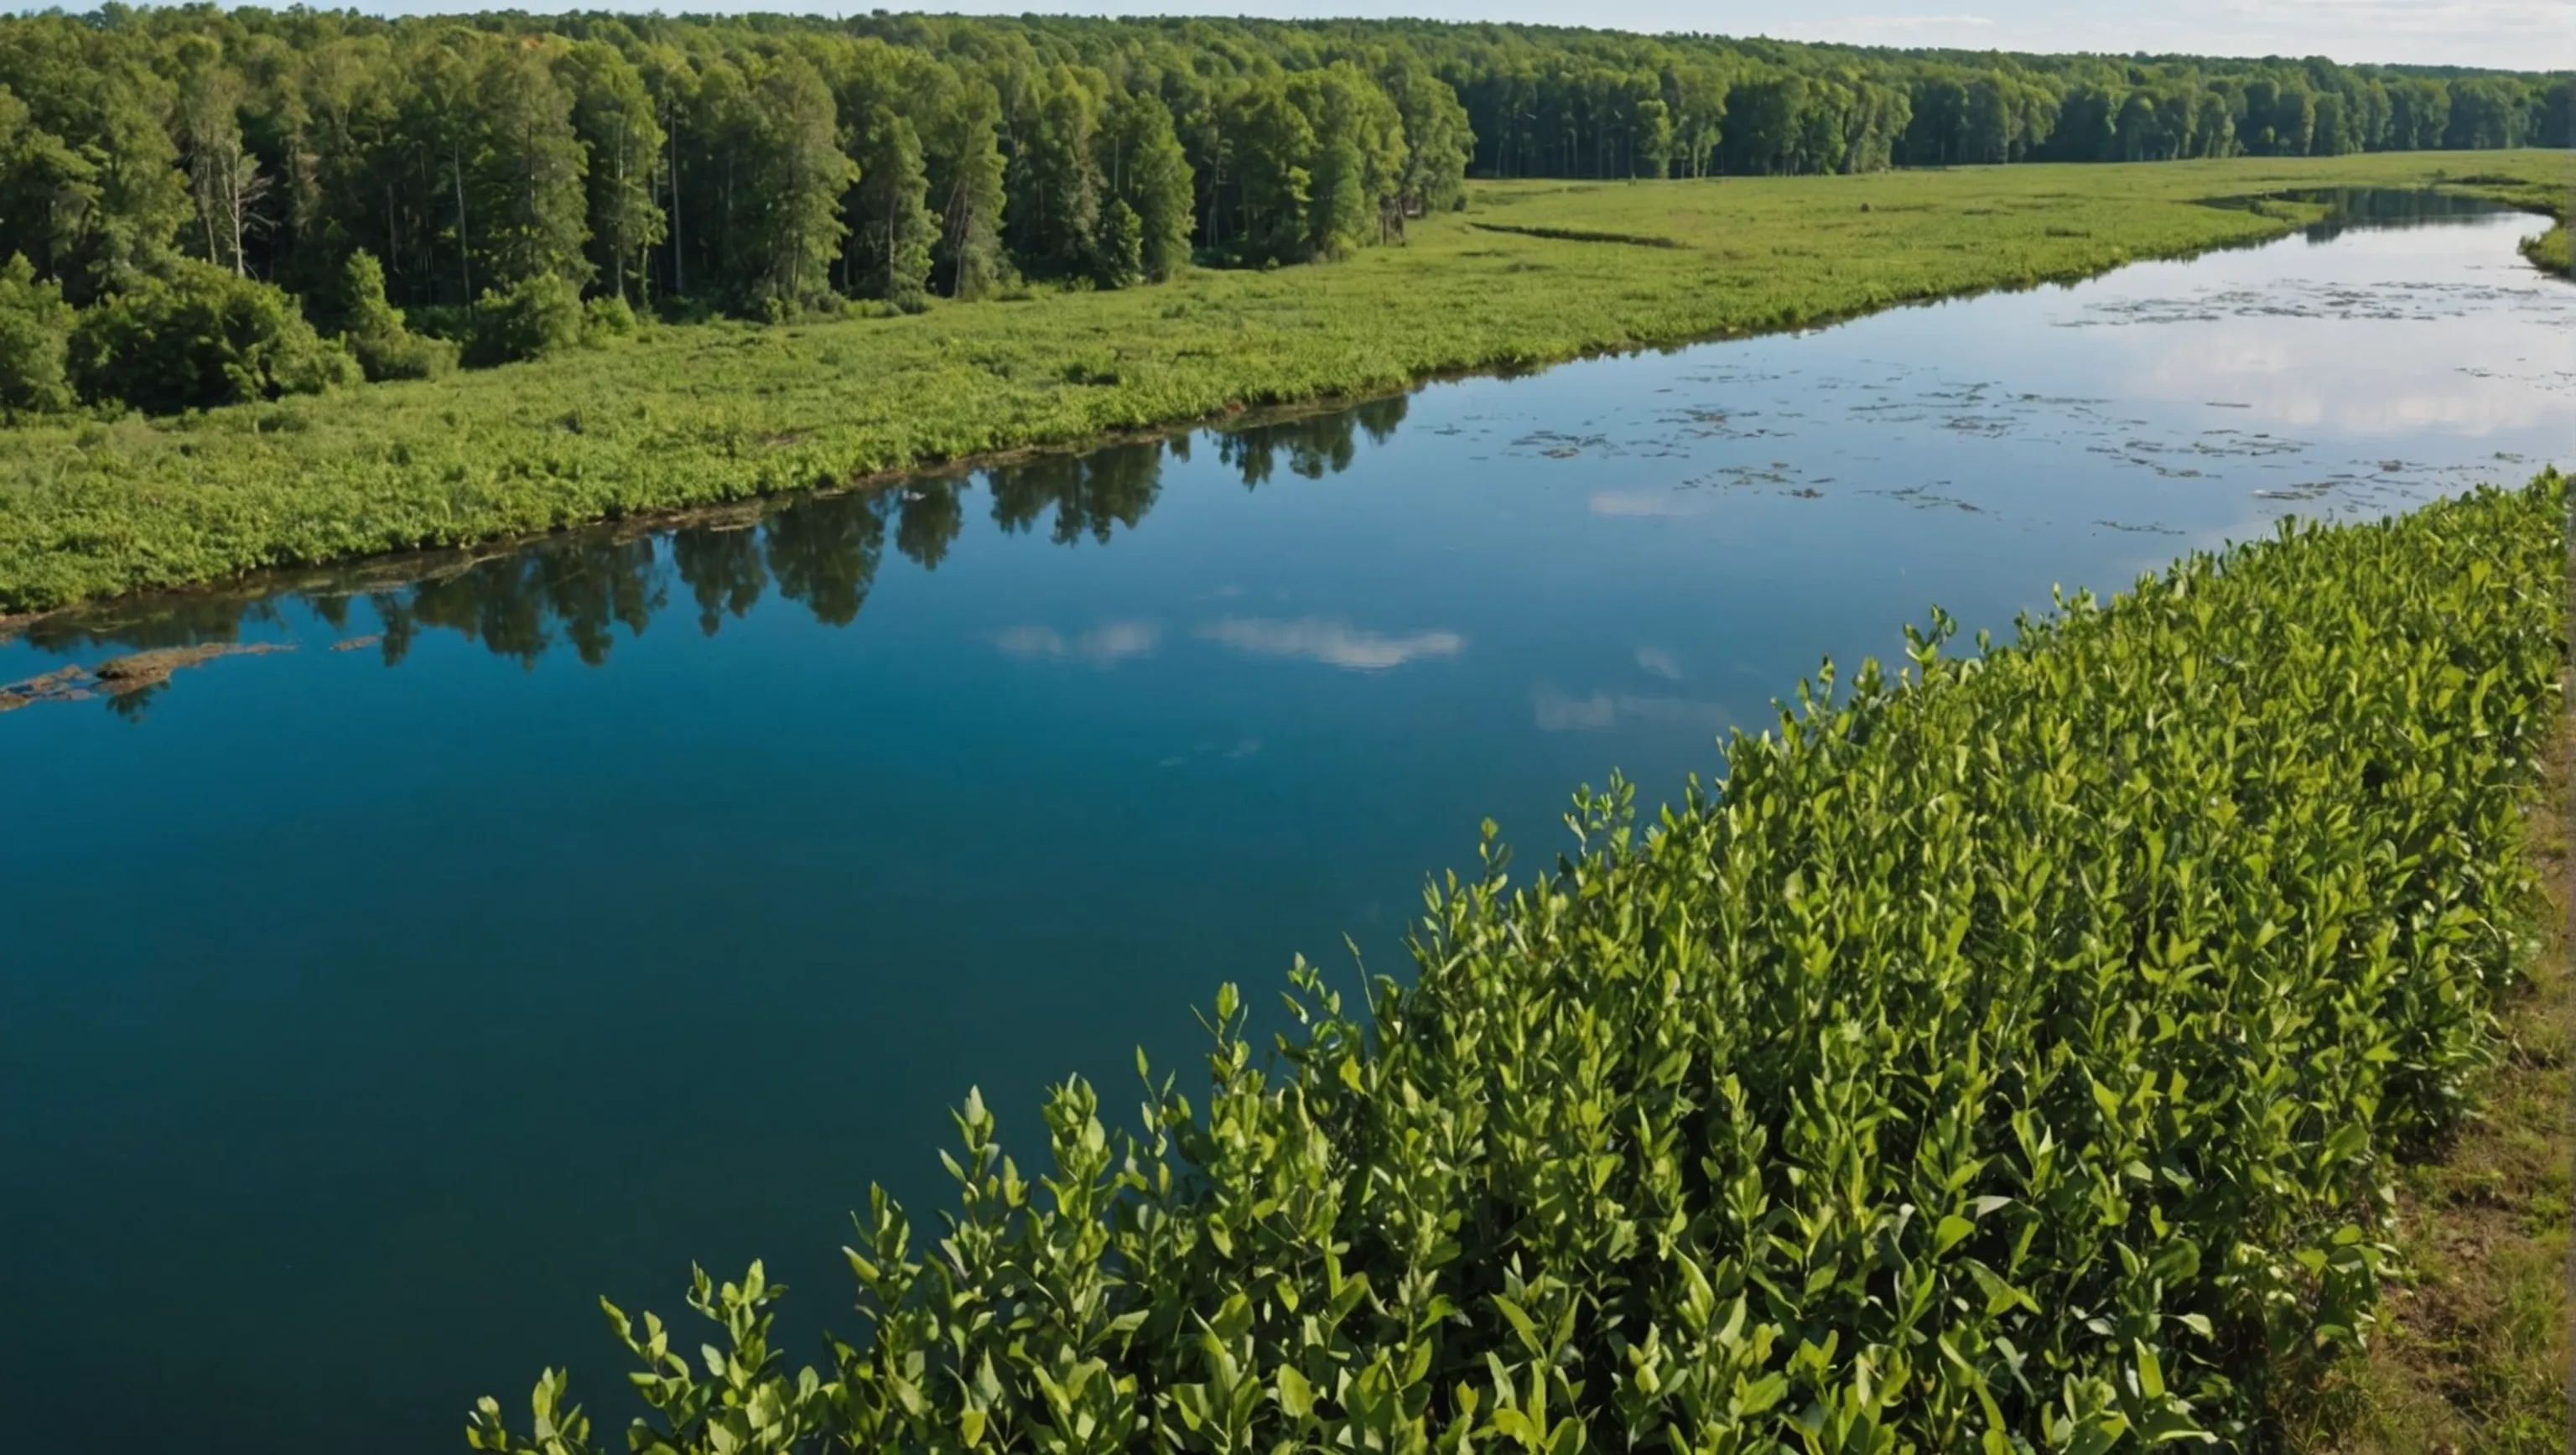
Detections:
[75, 1, 2574, 74]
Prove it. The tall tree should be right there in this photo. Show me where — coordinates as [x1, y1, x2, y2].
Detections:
[1385, 60, 1471, 216]
[1003, 64, 1104, 279]
[564, 40, 665, 304]
[927, 76, 1006, 299]
[1223, 75, 1314, 262]
[849, 104, 934, 307]
[471, 41, 589, 290]
[732, 53, 854, 314]
[174, 44, 265, 277]
[1098, 89, 1192, 278]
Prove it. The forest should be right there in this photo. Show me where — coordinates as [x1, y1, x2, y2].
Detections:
[0, 8, 2570, 423]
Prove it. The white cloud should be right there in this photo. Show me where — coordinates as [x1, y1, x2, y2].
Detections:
[1197, 616, 1465, 671]
[1533, 685, 1732, 733]
[1636, 647, 1684, 681]
[1535, 688, 1622, 731]
[993, 620, 1163, 667]
[1590, 491, 1707, 518]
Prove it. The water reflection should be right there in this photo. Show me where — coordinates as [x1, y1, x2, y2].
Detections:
[2288, 188, 2526, 242]
[370, 537, 668, 668]
[989, 438, 1170, 543]
[1218, 397, 1410, 485]
[3, 397, 1412, 709]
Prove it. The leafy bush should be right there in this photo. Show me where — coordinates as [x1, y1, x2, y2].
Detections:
[0, 252, 75, 418]
[580, 295, 638, 346]
[67, 260, 358, 414]
[354, 328, 461, 383]
[466, 273, 584, 366]
[472, 475, 2566, 1454]
[340, 250, 458, 382]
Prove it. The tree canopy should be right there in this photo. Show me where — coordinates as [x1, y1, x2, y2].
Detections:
[0, 8, 2563, 413]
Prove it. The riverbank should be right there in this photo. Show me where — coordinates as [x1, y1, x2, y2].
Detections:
[0, 148, 2562, 614]
[2527, 224, 2572, 277]
[2282, 719, 2573, 1451]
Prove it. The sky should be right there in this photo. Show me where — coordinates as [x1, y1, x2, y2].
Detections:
[351, 0, 2576, 72]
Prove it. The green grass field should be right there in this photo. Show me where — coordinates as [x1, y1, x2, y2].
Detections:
[0, 148, 2564, 615]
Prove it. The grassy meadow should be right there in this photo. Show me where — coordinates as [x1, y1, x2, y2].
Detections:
[0, 148, 2565, 615]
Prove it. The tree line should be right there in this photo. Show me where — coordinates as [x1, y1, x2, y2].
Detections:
[1418, 26, 2570, 178]
[0, 8, 2566, 418]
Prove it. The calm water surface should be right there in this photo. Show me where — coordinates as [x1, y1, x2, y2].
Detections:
[5, 201, 2571, 1452]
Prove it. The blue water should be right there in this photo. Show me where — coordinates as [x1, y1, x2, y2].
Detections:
[3, 202, 2569, 1452]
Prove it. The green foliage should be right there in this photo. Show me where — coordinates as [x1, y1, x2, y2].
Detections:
[0, 251, 74, 416]
[732, 55, 857, 316]
[1005, 65, 1107, 281]
[467, 272, 584, 366]
[1218, 80, 1316, 262]
[849, 106, 937, 309]
[0, 149, 2558, 613]
[1093, 198, 1144, 290]
[2524, 223, 2571, 278]
[918, 76, 1010, 300]
[1387, 61, 1473, 216]
[467, 43, 594, 293]
[1291, 63, 1409, 257]
[1099, 91, 1193, 280]
[580, 294, 637, 345]
[470, 471, 2568, 1454]
[67, 258, 355, 413]
[340, 250, 458, 382]
[563, 39, 667, 304]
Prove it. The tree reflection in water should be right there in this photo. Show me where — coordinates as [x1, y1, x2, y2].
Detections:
[1218, 396, 1407, 486]
[7, 393, 1413, 700]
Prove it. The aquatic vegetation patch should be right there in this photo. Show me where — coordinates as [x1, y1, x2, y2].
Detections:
[473, 471, 2568, 1453]
[0, 641, 293, 712]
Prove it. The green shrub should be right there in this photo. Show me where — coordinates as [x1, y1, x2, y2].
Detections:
[0, 252, 75, 418]
[472, 475, 2566, 1455]
[466, 273, 584, 366]
[340, 250, 458, 382]
[579, 294, 638, 346]
[67, 260, 357, 414]
[352, 328, 460, 383]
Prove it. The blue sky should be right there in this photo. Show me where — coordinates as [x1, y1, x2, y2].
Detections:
[352, 1, 2574, 71]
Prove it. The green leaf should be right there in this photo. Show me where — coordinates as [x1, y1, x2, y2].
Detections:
[1277, 1364, 1316, 1420]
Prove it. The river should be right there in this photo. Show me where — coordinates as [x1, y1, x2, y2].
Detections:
[3, 195, 2570, 1452]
